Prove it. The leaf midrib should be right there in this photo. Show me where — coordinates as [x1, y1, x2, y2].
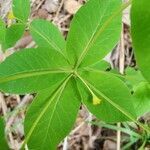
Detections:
[30, 25, 61, 51]
[22, 74, 72, 149]
[30, 24, 70, 64]
[83, 67, 125, 79]
[77, 74, 136, 122]
[41, 82, 66, 149]
[0, 68, 71, 84]
[87, 79, 150, 133]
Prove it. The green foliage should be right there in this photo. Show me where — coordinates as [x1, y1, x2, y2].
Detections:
[3, 24, 25, 50]
[131, 0, 150, 82]
[0, 0, 30, 51]
[30, 19, 67, 57]
[131, 0, 150, 117]
[125, 67, 146, 90]
[88, 60, 110, 71]
[0, 19, 6, 46]
[1, 0, 150, 149]
[0, 47, 69, 94]
[66, 0, 122, 68]
[77, 70, 136, 123]
[0, 118, 9, 150]
[133, 82, 150, 116]
[25, 79, 80, 149]
[124, 68, 150, 117]
[13, 0, 30, 22]
[91, 121, 149, 150]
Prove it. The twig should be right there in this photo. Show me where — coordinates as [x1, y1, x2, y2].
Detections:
[58, 14, 71, 24]
[25, 144, 29, 150]
[0, 92, 16, 149]
[88, 113, 94, 148]
[53, 0, 64, 22]
[117, 123, 121, 150]
[119, 24, 125, 74]
[70, 114, 93, 135]
[117, 23, 125, 150]
[70, 120, 85, 135]
[35, 0, 45, 10]
[63, 137, 68, 150]
[6, 94, 33, 129]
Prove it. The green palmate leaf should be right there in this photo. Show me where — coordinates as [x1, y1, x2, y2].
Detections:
[0, 0, 143, 148]
[133, 82, 150, 116]
[0, 118, 9, 150]
[0, 19, 6, 49]
[30, 19, 67, 57]
[131, 0, 150, 82]
[3, 24, 25, 50]
[25, 77, 80, 150]
[13, 0, 30, 22]
[0, 48, 69, 94]
[77, 70, 136, 123]
[66, 0, 122, 68]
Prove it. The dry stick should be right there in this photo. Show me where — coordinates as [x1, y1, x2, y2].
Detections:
[70, 115, 90, 136]
[63, 137, 68, 150]
[63, 114, 93, 148]
[117, 123, 121, 150]
[62, 116, 91, 149]
[53, 0, 65, 22]
[24, 144, 29, 150]
[26, 41, 36, 48]
[30, 0, 35, 7]
[117, 23, 125, 150]
[88, 113, 93, 147]
[58, 14, 71, 24]
[0, 92, 16, 150]
[119, 24, 125, 75]
[61, 28, 69, 32]
[6, 94, 33, 129]
[36, 0, 45, 10]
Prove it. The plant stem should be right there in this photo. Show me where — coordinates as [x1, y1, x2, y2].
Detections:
[75, 72, 94, 96]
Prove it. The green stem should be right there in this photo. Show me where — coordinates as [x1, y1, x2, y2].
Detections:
[75, 71, 95, 96]
[91, 121, 141, 138]
[138, 140, 146, 150]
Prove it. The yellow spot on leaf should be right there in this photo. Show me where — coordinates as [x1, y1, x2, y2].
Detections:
[7, 11, 15, 20]
[7, 11, 16, 27]
[92, 94, 101, 105]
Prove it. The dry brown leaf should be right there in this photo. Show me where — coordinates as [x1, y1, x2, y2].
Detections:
[64, 0, 81, 14]
[42, 0, 59, 13]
